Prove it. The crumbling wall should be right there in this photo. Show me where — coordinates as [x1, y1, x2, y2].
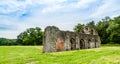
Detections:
[43, 26, 59, 52]
[43, 26, 101, 53]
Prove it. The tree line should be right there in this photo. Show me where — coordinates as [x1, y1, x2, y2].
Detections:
[0, 38, 17, 46]
[0, 27, 43, 46]
[0, 16, 120, 45]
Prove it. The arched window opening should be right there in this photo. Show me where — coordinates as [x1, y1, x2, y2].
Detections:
[95, 39, 98, 48]
[88, 39, 91, 48]
[90, 30, 94, 35]
[80, 39, 85, 49]
[70, 38, 76, 50]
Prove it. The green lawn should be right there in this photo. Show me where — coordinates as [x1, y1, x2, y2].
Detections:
[0, 45, 120, 64]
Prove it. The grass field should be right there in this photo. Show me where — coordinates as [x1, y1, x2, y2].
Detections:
[0, 45, 120, 64]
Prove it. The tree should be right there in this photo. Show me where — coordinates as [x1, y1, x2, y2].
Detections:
[73, 23, 84, 32]
[96, 16, 120, 44]
[96, 17, 111, 44]
[86, 21, 95, 27]
[17, 27, 43, 45]
[106, 16, 120, 43]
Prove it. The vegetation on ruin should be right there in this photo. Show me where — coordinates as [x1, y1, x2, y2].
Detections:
[0, 44, 120, 64]
[74, 16, 120, 44]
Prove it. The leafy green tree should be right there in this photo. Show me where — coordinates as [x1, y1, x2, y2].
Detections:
[96, 16, 120, 44]
[106, 16, 120, 43]
[73, 23, 84, 32]
[86, 21, 95, 27]
[96, 17, 111, 44]
[17, 27, 43, 45]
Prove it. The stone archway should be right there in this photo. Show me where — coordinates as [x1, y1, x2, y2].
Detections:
[70, 38, 76, 50]
[95, 39, 98, 48]
[80, 39, 85, 49]
[90, 30, 94, 35]
[88, 39, 91, 48]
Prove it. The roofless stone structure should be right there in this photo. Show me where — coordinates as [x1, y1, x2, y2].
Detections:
[43, 26, 101, 53]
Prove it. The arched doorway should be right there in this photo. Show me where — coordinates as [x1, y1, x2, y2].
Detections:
[80, 39, 85, 49]
[95, 39, 97, 48]
[70, 38, 76, 50]
[88, 39, 91, 48]
[90, 30, 94, 35]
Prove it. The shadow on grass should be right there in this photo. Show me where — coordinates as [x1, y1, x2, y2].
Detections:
[102, 44, 120, 47]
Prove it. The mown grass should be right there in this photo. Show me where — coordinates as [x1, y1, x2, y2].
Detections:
[0, 44, 120, 64]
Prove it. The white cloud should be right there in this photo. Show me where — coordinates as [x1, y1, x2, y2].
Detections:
[76, 0, 97, 8]
[33, 0, 66, 4]
[0, 0, 30, 16]
[0, 30, 19, 39]
[90, 0, 120, 18]
[19, 0, 67, 6]
[42, 4, 63, 13]
[62, 0, 97, 10]
[0, 0, 67, 16]
[41, 0, 97, 13]
[0, 0, 120, 39]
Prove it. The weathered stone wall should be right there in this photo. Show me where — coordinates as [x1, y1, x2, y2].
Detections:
[43, 26, 101, 53]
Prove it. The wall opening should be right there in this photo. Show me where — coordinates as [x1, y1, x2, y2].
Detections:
[90, 30, 94, 35]
[81, 30, 84, 33]
[70, 38, 76, 50]
[88, 39, 91, 48]
[80, 39, 85, 49]
[95, 39, 98, 48]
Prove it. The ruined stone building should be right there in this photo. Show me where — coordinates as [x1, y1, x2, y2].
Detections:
[43, 26, 101, 53]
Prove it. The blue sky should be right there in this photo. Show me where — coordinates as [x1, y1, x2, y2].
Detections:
[0, 0, 120, 39]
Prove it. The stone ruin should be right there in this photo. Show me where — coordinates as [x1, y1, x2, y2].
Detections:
[43, 26, 101, 53]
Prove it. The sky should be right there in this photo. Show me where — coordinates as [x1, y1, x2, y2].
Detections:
[0, 0, 120, 39]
